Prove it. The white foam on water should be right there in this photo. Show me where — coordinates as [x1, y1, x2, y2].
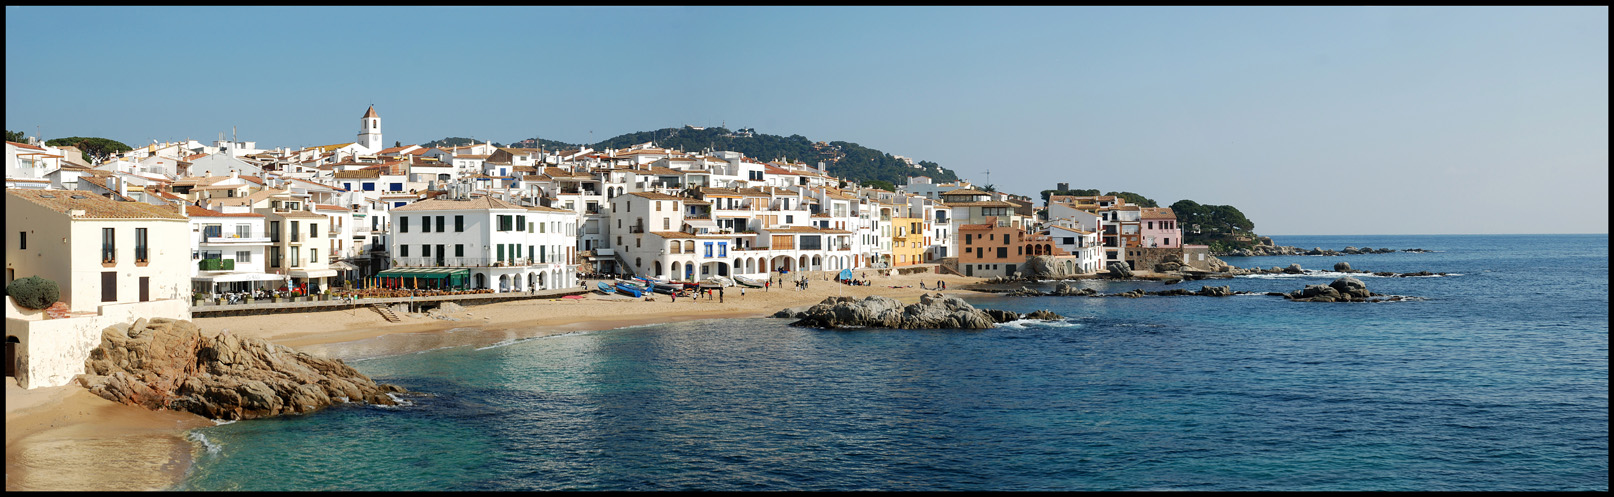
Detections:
[187, 430, 223, 455]
[210, 418, 237, 426]
[998, 319, 1082, 329]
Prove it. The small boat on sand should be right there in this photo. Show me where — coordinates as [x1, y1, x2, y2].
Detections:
[733, 275, 763, 288]
[596, 282, 617, 295]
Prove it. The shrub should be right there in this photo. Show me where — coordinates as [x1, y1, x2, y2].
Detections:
[6, 276, 60, 310]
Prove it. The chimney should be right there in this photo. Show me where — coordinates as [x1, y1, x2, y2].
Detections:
[231, 169, 239, 179]
[178, 200, 188, 218]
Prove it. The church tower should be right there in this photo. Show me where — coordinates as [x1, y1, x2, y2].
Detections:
[357, 105, 382, 153]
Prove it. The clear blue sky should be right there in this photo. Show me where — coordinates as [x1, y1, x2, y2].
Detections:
[7, 6, 1607, 235]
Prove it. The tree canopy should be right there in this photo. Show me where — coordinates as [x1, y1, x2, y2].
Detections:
[861, 179, 896, 192]
[574, 126, 958, 186]
[5, 130, 24, 142]
[1038, 188, 1156, 207]
[45, 137, 131, 164]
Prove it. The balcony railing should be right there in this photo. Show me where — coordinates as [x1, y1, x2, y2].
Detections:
[199, 259, 236, 271]
[136, 247, 148, 262]
[203, 231, 273, 243]
[102, 247, 115, 263]
[391, 257, 545, 267]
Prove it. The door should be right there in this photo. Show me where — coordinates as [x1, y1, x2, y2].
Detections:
[139, 277, 150, 302]
[102, 271, 117, 302]
[965, 265, 973, 277]
[436, 244, 445, 266]
[4, 337, 16, 378]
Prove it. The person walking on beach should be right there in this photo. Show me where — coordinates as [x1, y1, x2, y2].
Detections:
[719, 287, 725, 303]
[765, 280, 770, 292]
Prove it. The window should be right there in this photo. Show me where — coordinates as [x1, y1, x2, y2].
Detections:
[785, 215, 793, 223]
[538, 246, 545, 263]
[455, 244, 464, 257]
[311, 249, 317, 264]
[344, 183, 352, 190]
[423, 245, 432, 257]
[399, 216, 409, 233]
[102, 271, 116, 302]
[498, 215, 512, 232]
[270, 247, 281, 267]
[497, 244, 505, 262]
[964, 233, 972, 244]
[656, 201, 661, 211]
[422, 216, 432, 233]
[515, 244, 522, 259]
[310, 223, 318, 238]
[18, 231, 25, 250]
[663, 218, 670, 230]
[517, 215, 526, 233]
[400, 245, 408, 257]
[389, 183, 403, 192]
[290, 245, 301, 266]
[102, 228, 115, 263]
[291, 221, 300, 242]
[454, 215, 464, 232]
[236, 251, 251, 262]
[363, 182, 376, 191]
[134, 228, 148, 263]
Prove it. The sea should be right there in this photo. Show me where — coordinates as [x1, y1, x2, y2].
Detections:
[176, 234, 1608, 491]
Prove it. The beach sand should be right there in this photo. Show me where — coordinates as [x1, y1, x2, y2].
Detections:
[4, 268, 984, 491]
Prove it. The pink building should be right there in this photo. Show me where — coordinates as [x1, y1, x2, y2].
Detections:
[1138, 207, 1182, 248]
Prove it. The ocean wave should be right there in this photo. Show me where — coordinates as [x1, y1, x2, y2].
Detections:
[998, 319, 1082, 329]
[187, 430, 223, 456]
[1236, 270, 1458, 279]
[210, 418, 238, 426]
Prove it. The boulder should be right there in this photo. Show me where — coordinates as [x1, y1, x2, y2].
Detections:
[1333, 261, 1354, 272]
[1023, 310, 1063, 321]
[80, 319, 405, 421]
[1285, 277, 1374, 302]
[1106, 262, 1134, 278]
[1283, 264, 1305, 274]
[1197, 285, 1234, 297]
[787, 293, 998, 330]
[984, 309, 1021, 323]
[1153, 260, 1185, 273]
[1020, 256, 1077, 280]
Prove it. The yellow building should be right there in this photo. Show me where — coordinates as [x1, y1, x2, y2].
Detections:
[890, 216, 925, 267]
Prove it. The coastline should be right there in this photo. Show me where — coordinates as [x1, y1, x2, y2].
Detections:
[5, 269, 984, 491]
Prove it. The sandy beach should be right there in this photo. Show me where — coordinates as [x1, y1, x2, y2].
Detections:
[6, 268, 984, 491]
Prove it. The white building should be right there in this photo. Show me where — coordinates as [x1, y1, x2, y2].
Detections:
[186, 206, 283, 294]
[387, 196, 577, 292]
[6, 189, 192, 388]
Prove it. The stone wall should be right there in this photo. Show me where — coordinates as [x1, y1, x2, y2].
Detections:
[1128, 247, 1186, 272]
[5, 299, 190, 389]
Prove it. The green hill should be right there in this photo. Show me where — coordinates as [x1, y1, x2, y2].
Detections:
[507, 126, 958, 186]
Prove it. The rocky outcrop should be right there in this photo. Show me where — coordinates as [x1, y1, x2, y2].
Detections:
[1223, 245, 1407, 257]
[1283, 263, 1305, 274]
[1285, 277, 1374, 302]
[1021, 255, 1078, 280]
[782, 293, 1061, 330]
[79, 318, 406, 421]
[1106, 262, 1134, 279]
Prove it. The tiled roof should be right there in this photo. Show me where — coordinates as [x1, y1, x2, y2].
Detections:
[625, 192, 682, 201]
[649, 231, 697, 239]
[7, 188, 186, 220]
[391, 196, 525, 212]
[186, 205, 264, 217]
[526, 205, 572, 213]
[333, 169, 382, 179]
[362, 105, 378, 119]
[942, 188, 988, 196]
[1139, 207, 1176, 219]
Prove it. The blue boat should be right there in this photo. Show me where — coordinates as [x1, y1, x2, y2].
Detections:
[615, 280, 647, 297]
[596, 282, 617, 295]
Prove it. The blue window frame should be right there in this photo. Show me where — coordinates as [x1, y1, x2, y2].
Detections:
[363, 182, 376, 191]
[718, 242, 727, 258]
[389, 183, 403, 192]
[704, 242, 713, 258]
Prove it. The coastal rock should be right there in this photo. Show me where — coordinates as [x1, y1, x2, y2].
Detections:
[1023, 310, 1064, 321]
[80, 318, 405, 421]
[1286, 277, 1375, 302]
[1052, 282, 1097, 296]
[1197, 285, 1234, 297]
[1283, 264, 1306, 274]
[1153, 260, 1186, 273]
[984, 309, 1021, 323]
[1106, 262, 1134, 278]
[1334, 261, 1355, 272]
[787, 293, 998, 330]
[1021, 256, 1077, 280]
[1006, 286, 1046, 297]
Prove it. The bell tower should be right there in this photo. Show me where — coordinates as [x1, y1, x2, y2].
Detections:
[357, 105, 382, 153]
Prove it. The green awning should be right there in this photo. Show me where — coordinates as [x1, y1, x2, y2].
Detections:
[375, 268, 471, 279]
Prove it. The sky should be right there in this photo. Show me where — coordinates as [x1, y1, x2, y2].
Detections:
[6, 6, 1607, 235]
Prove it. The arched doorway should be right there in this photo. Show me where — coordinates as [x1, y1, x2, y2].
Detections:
[499, 274, 510, 292]
[529, 273, 537, 291]
[474, 273, 486, 289]
[671, 261, 681, 279]
[654, 261, 663, 278]
[538, 272, 547, 290]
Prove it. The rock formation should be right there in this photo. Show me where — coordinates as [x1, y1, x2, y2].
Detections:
[79, 318, 406, 420]
[779, 293, 1061, 330]
[1284, 277, 1374, 302]
[1106, 262, 1134, 279]
[1021, 255, 1078, 280]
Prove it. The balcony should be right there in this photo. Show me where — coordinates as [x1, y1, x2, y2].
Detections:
[390, 257, 546, 268]
[199, 259, 236, 271]
[202, 231, 273, 244]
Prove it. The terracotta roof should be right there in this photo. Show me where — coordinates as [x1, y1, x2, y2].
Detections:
[525, 205, 572, 213]
[7, 189, 186, 220]
[6, 141, 46, 151]
[333, 169, 382, 179]
[948, 201, 1017, 207]
[943, 188, 989, 196]
[362, 105, 378, 119]
[1139, 207, 1176, 219]
[649, 231, 697, 239]
[186, 205, 264, 217]
[313, 204, 351, 211]
[272, 210, 326, 218]
[625, 192, 682, 201]
[391, 196, 525, 212]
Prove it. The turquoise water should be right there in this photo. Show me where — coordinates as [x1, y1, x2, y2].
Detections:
[179, 234, 1608, 491]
